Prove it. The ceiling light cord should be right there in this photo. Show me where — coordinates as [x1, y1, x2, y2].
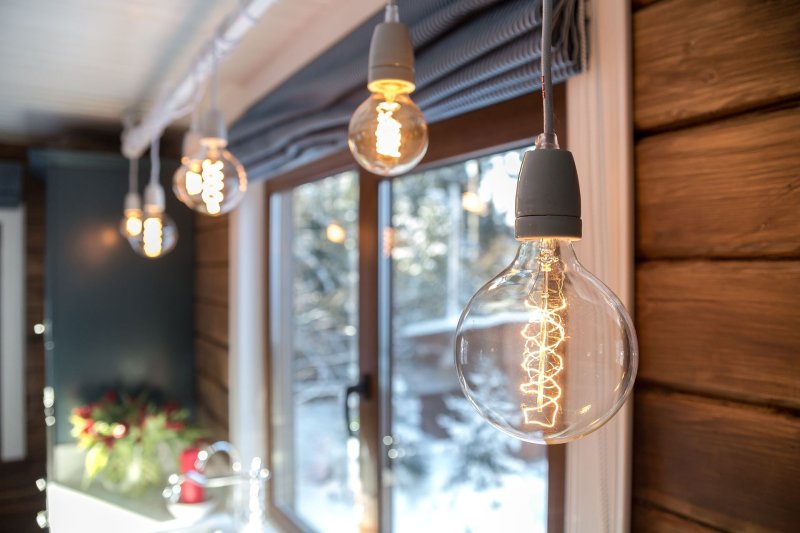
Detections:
[128, 157, 139, 193]
[385, 0, 399, 22]
[541, 0, 554, 141]
[149, 137, 160, 186]
[211, 42, 220, 112]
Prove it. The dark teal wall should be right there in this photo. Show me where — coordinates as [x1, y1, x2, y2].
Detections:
[32, 150, 195, 444]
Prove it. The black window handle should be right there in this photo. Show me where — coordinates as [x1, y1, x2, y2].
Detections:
[344, 375, 370, 438]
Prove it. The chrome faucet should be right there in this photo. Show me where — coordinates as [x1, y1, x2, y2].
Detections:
[163, 441, 270, 531]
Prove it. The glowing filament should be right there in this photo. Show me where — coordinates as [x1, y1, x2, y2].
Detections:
[519, 243, 565, 428]
[142, 216, 163, 258]
[185, 167, 202, 196]
[375, 101, 402, 158]
[124, 210, 142, 237]
[201, 159, 225, 215]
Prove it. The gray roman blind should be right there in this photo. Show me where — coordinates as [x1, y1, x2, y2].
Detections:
[230, 0, 586, 180]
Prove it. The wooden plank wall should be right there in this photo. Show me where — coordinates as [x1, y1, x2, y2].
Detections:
[631, 1, 800, 531]
[194, 213, 230, 441]
[0, 173, 47, 532]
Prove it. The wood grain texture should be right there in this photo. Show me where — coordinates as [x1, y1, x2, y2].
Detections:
[195, 220, 229, 266]
[195, 264, 228, 306]
[637, 260, 800, 409]
[193, 214, 229, 436]
[631, 0, 663, 10]
[633, 0, 800, 131]
[196, 376, 229, 431]
[195, 337, 229, 389]
[632, 504, 721, 533]
[636, 106, 800, 259]
[634, 388, 800, 533]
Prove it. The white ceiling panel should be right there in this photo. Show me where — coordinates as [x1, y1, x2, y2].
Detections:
[0, 0, 383, 145]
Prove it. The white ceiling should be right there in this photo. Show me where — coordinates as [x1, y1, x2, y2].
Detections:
[0, 0, 384, 145]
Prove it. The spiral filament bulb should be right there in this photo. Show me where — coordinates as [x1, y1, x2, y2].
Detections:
[200, 159, 225, 215]
[142, 216, 164, 258]
[519, 240, 565, 428]
[375, 100, 402, 158]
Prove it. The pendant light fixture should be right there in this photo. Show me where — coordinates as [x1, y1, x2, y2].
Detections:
[454, 0, 638, 445]
[129, 137, 179, 259]
[119, 157, 143, 239]
[348, 0, 428, 176]
[173, 52, 247, 216]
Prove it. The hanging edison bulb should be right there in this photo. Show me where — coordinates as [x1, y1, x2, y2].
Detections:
[129, 141, 179, 259]
[456, 136, 638, 445]
[348, 2, 428, 176]
[455, 0, 637, 446]
[120, 158, 143, 238]
[120, 191, 143, 238]
[174, 109, 247, 216]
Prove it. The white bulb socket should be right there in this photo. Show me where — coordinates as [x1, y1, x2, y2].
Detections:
[182, 129, 203, 162]
[143, 182, 166, 214]
[200, 109, 228, 147]
[123, 191, 142, 211]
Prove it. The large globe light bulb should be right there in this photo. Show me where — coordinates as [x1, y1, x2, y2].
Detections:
[348, 91, 428, 176]
[455, 133, 638, 445]
[455, 238, 637, 444]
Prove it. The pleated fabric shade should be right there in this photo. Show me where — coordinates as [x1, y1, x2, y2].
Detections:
[230, 0, 586, 180]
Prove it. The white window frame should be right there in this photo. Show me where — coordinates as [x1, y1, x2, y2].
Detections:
[0, 206, 26, 462]
[564, 0, 635, 531]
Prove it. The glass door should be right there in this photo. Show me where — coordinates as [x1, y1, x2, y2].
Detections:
[380, 147, 550, 533]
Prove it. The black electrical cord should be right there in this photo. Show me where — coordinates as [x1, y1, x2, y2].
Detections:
[541, 0, 554, 138]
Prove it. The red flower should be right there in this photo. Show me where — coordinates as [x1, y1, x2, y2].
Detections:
[81, 419, 95, 435]
[73, 406, 92, 418]
[165, 420, 185, 431]
[103, 389, 118, 403]
[103, 436, 115, 449]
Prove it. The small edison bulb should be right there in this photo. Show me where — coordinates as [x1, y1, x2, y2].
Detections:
[174, 139, 247, 216]
[455, 238, 637, 444]
[120, 208, 143, 238]
[348, 90, 428, 176]
[119, 192, 143, 238]
[129, 211, 178, 259]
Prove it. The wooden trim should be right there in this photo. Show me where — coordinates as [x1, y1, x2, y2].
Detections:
[547, 445, 566, 533]
[565, 0, 635, 531]
[358, 171, 381, 533]
[265, 149, 356, 194]
[263, 88, 566, 194]
[414, 88, 564, 172]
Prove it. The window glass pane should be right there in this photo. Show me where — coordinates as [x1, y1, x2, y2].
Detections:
[387, 147, 549, 533]
[271, 170, 360, 532]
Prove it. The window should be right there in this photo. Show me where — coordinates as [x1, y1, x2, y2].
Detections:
[267, 94, 565, 533]
[270, 171, 361, 532]
[385, 147, 549, 533]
